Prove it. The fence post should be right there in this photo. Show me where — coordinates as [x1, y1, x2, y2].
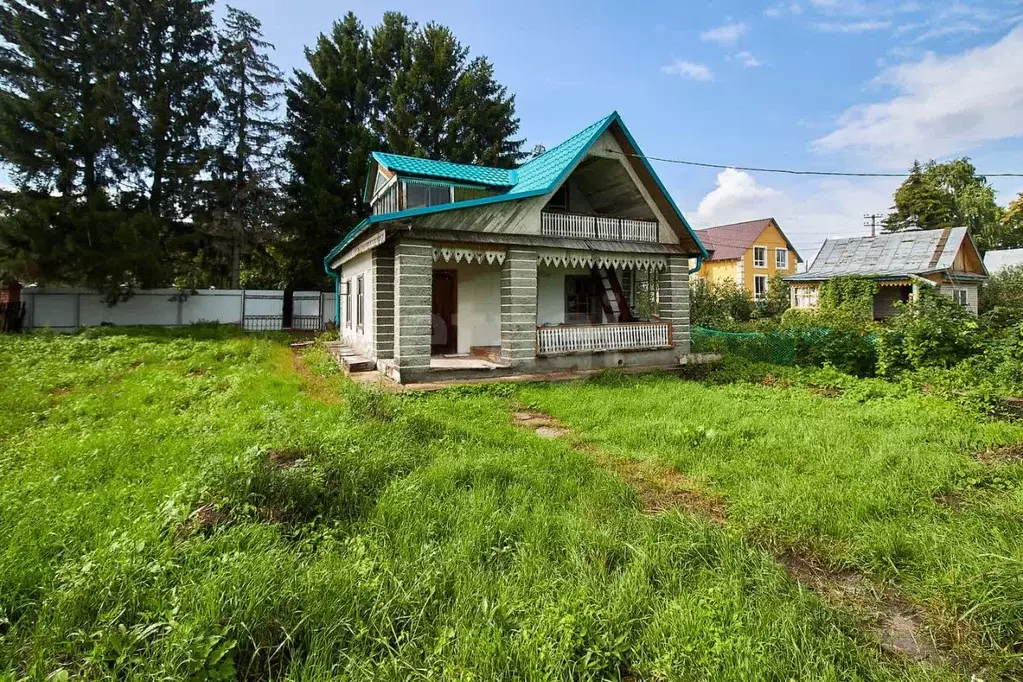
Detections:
[240, 289, 246, 331]
[74, 293, 81, 331]
[176, 290, 184, 327]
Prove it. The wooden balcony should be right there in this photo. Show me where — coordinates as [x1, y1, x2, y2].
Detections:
[541, 211, 659, 242]
[536, 321, 672, 356]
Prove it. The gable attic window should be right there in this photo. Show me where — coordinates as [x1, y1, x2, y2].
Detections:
[776, 248, 787, 269]
[404, 181, 453, 209]
[547, 184, 569, 212]
[753, 246, 767, 268]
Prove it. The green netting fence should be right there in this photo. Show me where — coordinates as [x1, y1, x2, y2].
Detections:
[692, 326, 877, 367]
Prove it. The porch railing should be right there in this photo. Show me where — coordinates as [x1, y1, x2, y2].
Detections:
[536, 321, 672, 356]
[541, 211, 659, 242]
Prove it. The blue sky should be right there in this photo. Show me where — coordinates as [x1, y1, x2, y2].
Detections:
[234, 1, 1018, 262]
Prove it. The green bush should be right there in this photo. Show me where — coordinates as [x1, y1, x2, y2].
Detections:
[690, 277, 754, 328]
[875, 289, 981, 377]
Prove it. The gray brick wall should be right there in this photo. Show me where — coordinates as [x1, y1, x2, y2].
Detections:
[658, 255, 690, 354]
[501, 248, 538, 365]
[373, 247, 395, 359]
[393, 240, 432, 372]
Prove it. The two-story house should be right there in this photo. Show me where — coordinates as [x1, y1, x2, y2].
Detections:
[323, 112, 707, 384]
[693, 218, 801, 300]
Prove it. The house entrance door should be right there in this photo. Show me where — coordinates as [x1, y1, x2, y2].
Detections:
[431, 270, 457, 355]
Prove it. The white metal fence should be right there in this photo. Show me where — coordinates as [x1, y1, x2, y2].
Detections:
[18, 288, 337, 333]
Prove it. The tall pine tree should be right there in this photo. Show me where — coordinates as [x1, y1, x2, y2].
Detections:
[204, 5, 284, 288]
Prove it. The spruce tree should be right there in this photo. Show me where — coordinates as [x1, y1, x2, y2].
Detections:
[282, 12, 375, 288]
[0, 0, 166, 300]
[205, 5, 284, 288]
[281, 11, 524, 287]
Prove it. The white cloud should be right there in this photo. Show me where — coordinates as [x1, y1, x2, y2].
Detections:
[689, 169, 899, 264]
[700, 22, 748, 45]
[814, 25, 1023, 162]
[661, 59, 714, 81]
[815, 20, 892, 32]
[764, 5, 783, 18]
[734, 51, 764, 67]
[694, 169, 780, 225]
[765, 3, 802, 18]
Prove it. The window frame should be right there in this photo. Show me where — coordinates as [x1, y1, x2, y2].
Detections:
[344, 280, 352, 328]
[951, 288, 968, 307]
[356, 275, 365, 331]
[403, 181, 454, 210]
[753, 246, 767, 269]
[775, 248, 788, 269]
[753, 274, 768, 301]
[547, 184, 569, 212]
[564, 274, 599, 324]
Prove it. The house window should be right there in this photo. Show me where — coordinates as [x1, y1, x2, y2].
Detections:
[356, 276, 365, 330]
[951, 288, 968, 307]
[548, 184, 569, 212]
[404, 182, 452, 209]
[565, 275, 598, 324]
[753, 246, 767, 268]
[344, 280, 352, 328]
[775, 248, 788, 269]
[754, 275, 768, 301]
[794, 287, 818, 308]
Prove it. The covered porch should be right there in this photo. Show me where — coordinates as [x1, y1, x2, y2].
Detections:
[381, 239, 690, 383]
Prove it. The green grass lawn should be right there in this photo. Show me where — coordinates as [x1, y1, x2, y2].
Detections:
[1, 327, 1021, 680]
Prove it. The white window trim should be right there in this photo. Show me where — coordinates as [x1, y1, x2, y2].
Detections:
[775, 248, 787, 269]
[356, 276, 364, 331]
[754, 274, 768, 300]
[753, 245, 768, 269]
[370, 174, 399, 205]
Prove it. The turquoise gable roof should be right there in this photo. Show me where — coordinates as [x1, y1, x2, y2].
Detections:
[328, 111, 707, 266]
[371, 152, 516, 189]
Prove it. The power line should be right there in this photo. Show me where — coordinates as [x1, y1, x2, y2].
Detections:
[608, 150, 1023, 178]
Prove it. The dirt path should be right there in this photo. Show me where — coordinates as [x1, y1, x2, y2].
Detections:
[275, 347, 343, 405]
[511, 407, 964, 672]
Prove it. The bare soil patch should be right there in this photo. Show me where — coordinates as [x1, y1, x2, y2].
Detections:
[512, 410, 726, 521]
[268, 449, 305, 469]
[780, 551, 946, 665]
[975, 443, 1023, 464]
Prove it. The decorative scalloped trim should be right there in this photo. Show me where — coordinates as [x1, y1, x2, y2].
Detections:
[536, 248, 667, 271]
[432, 247, 507, 265]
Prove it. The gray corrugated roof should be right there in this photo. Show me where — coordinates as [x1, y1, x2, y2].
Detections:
[984, 248, 1023, 274]
[787, 227, 971, 281]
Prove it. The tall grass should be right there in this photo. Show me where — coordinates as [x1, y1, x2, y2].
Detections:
[521, 368, 1023, 671]
[0, 327, 997, 679]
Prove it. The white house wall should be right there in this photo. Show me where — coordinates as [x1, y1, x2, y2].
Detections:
[440, 261, 501, 353]
[340, 250, 374, 357]
[939, 282, 980, 315]
[537, 266, 598, 325]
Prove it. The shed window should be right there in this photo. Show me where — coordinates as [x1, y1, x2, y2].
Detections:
[356, 276, 365, 330]
[795, 287, 818, 308]
[754, 275, 768, 301]
[951, 288, 968, 307]
[565, 275, 599, 324]
[775, 248, 788, 269]
[753, 246, 767, 268]
[405, 182, 452, 209]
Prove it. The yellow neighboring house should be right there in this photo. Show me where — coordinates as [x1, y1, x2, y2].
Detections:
[694, 218, 801, 300]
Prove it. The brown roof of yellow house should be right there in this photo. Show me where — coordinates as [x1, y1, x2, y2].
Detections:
[697, 218, 802, 263]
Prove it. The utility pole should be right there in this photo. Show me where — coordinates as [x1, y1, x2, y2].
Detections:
[864, 213, 883, 237]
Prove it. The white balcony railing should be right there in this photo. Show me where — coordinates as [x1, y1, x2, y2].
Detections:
[541, 211, 658, 242]
[536, 321, 672, 356]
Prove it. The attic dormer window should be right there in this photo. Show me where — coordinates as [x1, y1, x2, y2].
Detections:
[547, 185, 569, 212]
[404, 181, 453, 209]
